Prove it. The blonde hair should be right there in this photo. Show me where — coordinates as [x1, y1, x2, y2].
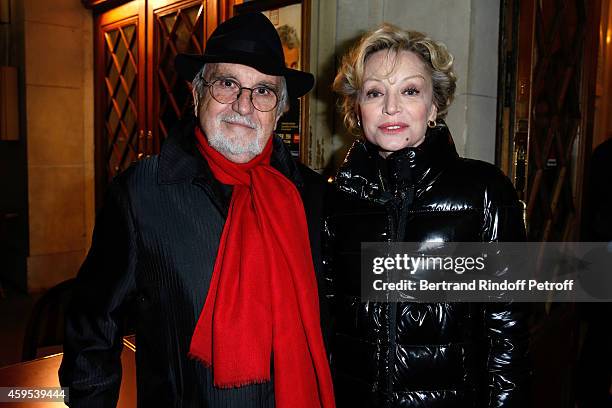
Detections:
[277, 25, 300, 49]
[333, 23, 456, 135]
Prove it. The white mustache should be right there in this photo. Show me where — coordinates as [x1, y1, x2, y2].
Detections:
[220, 113, 258, 129]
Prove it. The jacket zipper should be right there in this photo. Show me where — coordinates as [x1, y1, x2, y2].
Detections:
[386, 187, 413, 405]
[385, 205, 397, 406]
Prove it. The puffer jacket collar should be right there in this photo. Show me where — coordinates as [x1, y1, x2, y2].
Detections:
[335, 121, 458, 203]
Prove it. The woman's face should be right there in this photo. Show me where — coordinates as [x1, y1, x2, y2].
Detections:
[358, 50, 438, 156]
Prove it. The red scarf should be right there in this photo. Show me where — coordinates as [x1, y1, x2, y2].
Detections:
[189, 127, 335, 408]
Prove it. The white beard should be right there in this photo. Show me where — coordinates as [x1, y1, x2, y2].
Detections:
[206, 112, 265, 158]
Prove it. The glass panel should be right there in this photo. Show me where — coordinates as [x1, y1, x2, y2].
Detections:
[174, 12, 193, 51]
[161, 13, 175, 35]
[124, 60, 136, 94]
[185, 6, 199, 26]
[116, 84, 127, 116]
[156, 5, 204, 141]
[105, 31, 119, 86]
[115, 32, 127, 67]
[107, 106, 119, 147]
[104, 21, 139, 181]
[106, 30, 119, 53]
[125, 105, 137, 145]
[123, 24, 136, 46]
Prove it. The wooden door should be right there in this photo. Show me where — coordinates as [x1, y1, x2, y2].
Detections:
[498, 1, 602, 407]
[499, 0, 601, 242]
[93, 0, 220, 205]
[94, 1, 146, 204]
[147, 0, 217, 151]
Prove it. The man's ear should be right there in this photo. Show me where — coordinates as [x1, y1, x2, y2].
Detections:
[192, 87, 199, 117]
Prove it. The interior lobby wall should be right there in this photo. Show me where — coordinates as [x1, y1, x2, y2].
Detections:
[24, 0, 94, 291]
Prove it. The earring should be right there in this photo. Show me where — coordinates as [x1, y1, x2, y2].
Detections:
[427, 119, 437, 128]
[357, 118, 361, 128]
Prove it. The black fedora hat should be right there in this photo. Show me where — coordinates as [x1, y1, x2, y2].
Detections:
[175, 12, 314, 100]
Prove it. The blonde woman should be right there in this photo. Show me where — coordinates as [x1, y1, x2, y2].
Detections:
[325, 24, 531, 407]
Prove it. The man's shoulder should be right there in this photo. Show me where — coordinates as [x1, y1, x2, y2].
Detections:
[115, 119, 201, 189]
[296, 163, 324, 187]
[108, 155, 161, 200]
[294, 163, 328, 220]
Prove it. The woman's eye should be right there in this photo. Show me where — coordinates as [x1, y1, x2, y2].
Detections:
[402, 87, 420, 96]
[365, 89, 383, 98]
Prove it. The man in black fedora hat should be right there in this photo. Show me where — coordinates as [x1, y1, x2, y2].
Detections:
[60, 12, 335, 408]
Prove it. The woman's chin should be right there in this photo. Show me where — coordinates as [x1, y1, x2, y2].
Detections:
[376, 135, 425, 152]
[375, 141, 409, 154]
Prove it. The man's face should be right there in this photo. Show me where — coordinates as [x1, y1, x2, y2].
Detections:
[196, 63, 282, 163]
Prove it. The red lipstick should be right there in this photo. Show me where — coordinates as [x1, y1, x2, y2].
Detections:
[378, 122, 409, 134]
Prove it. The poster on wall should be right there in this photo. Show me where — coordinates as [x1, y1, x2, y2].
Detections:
[235, 0, 304, 159]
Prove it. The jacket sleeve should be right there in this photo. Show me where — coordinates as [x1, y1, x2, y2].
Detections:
[59, 178, 138, 408]
[298, 164, 334, 353]
[482, 176, 532, 408]
[320, 181, 340, 361]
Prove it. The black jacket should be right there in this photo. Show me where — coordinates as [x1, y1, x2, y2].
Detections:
[325, 123, 531, 408]
[59, 119, 327, 408]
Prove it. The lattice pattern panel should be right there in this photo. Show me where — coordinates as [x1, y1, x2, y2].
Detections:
[156, 4, 204, 146]
[526, 0, 586, 241]
[104, 23, 139, 182]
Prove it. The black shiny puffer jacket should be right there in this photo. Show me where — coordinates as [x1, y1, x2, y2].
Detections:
[324, 123, 531, 408]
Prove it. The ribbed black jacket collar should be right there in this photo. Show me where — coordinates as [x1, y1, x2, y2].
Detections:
[335, 121, 459, 203]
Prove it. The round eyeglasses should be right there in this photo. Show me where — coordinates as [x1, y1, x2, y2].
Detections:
[204, 78, 279, 112]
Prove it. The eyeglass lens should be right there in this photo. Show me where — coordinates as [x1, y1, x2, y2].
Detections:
[209, 79, 278, 112]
